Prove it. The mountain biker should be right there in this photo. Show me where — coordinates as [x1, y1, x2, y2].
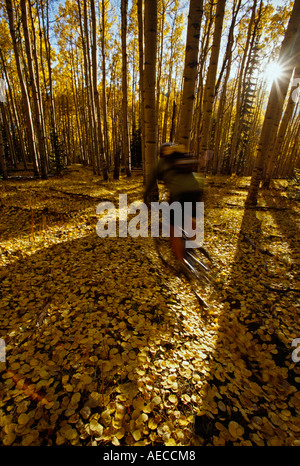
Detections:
[143, 142, 204, 264]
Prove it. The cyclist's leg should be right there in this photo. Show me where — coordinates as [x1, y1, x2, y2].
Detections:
[170, 226, 185, 263]
[168, 198, 185, 263]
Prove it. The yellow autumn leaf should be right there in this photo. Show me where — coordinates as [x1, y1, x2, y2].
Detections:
[178, 417, 189, 427]
[3, 432, 16, 446]
[228, 421, 245, 439]
[152, 396, 162, 406]
[132, 430, 142, 441]
[71, 392, 81, 405]
[21, 433, 35, 446]
[18, 413, 29, 426]
[90, 419, 104, 436]
[165, 437, 176, 446]
[65, 428, 77, 441]
[181, 393, 191, 403]
[148, 418, 158, 430]
[168, 394, 178, 404]
[82, 375, 93, 385]
[62, 375, 69, 385]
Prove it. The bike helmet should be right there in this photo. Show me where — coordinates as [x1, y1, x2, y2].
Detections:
[159, 142, 186, 157]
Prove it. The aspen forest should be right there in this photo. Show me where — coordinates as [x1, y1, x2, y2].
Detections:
[0, 0, 300, 449]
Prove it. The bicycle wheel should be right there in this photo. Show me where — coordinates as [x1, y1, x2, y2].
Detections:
[183, 247, 219, 308]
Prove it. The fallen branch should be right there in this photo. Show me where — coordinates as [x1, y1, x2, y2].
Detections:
[49, 187, 111, 203]
[223, 203, 288, 211]
[241, 233, 274, 256]
[263, 283, 300, 293]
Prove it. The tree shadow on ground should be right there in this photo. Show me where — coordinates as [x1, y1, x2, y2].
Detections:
[193, 200, 299, 446]
[0, 224, 191, 445]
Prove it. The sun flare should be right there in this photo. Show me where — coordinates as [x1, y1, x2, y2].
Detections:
[264, 62, 283, 84]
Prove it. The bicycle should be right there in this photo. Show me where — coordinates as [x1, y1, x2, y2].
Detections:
[151, 199, 218, 309]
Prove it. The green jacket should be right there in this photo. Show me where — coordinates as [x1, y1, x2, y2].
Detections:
[144, 157, 202, 201]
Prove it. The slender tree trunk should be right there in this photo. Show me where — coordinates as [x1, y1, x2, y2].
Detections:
[5, 0, 40, 176]
[246, 0, 300, 205]
[169, 100, 177, 143]
[121, 0, 131, 177]
[156, 1, 166, 147]
[40, 0, 61, 173]
[1, 100, 16, 167]
[137, 0, 146, 180]
[263, 59, 300, 186]
[77, 0, 96, 172]
[213, 0, 242, 172]
[0, 49, 27, 169]
[199, 0, 226, 163]
[162, 9, 177, 144]
[229, 0, 257, 170]
[177, 0, 203, 150]
[91, 0, 108, 179]
[101, 0, 110, 173]
[143, 0, 158, 193]
[0, 120, 8, 180]
[70, 45, 84, 164]
[193, 1, 214, 155]
[30, 0, 49, 169]
[21, 0, 48, 179]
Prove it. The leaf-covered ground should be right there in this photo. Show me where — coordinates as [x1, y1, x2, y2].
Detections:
[0, 165, 299, 446]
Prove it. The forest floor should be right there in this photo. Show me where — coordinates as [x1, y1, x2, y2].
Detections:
[0, 164, 299, 446]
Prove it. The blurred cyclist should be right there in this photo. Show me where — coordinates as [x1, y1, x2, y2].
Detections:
[144, 143, 204, 263]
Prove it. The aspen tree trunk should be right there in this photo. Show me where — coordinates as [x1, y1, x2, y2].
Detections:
[275, 101, 300, 177]
[1, 101, 16, 167]
[286, 125, 300, 177]
[263, 57, 300, 186]
[177, 0, 203, 151]
[215, 0, 242, 96]
[83, 0, 99, 174]
[156, 1, 166, 147]
[77, 0, 96, 172]
[20, 0, 48, 179]
[80, 50, 90, 165]
[110, 54, 120, 179]
[199, 0, 226, 162]
[101, 0, 110, 172]
[0, 120, 8, 180]
[143, 0, 158, 192]
[28, 1, 50, 168]
[246, 0, 300, 206]
[40, 0, 60, 173]
[169, 100, 177, 143]
[278, 105, 300, 177]
[91, 0, 108, 179]
[229, 0, 257, 171]
[29, 0, 49, 170]
[0, 53, 27, 169]
[70, 46, 84, 164]
[213, 0, 241, 172]
[5, 0, 40, 177]
[137, 0, 146, 180]
[121, 0, 131, 177]
[162, 9, 177, 144]
[193, 1, 214, 154]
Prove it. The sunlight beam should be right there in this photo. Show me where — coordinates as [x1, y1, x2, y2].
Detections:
[263, 61, 284, 84]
